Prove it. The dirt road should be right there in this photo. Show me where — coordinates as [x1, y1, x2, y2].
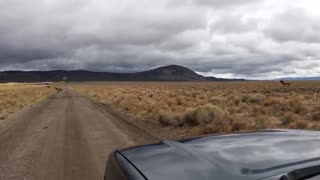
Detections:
[0, 87, 155, 180]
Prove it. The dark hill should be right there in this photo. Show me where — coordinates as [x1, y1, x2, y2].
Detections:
[0, 65, 244, 82]
[133, 65, 204, 81]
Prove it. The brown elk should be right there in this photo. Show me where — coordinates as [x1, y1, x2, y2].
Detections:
[280, 80, 291, 87]
[55, 87, 63, 93]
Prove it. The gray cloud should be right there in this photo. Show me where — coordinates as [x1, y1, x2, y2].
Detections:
[264, 8, 320, 43]
[210, 15, 257, 34]
[191, 0, 257, 7]
[0, 0, 319, 79]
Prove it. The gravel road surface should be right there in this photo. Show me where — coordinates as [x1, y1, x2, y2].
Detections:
[0, 87, 154, 180]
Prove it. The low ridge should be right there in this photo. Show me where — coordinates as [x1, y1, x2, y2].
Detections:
[0, 65, 244, 82]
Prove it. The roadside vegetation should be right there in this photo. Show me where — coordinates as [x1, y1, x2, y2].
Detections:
[0, 83, 54, 122]
[73, 81, 320, 137]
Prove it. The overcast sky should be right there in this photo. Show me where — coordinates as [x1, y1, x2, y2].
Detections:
[1, 0, 320, 79]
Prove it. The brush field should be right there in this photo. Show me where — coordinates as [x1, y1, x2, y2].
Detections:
[73, 81, 320, 137]
[0, 83, 54, 122]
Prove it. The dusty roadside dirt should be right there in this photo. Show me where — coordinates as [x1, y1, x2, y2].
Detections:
[0, 87, 156, 180]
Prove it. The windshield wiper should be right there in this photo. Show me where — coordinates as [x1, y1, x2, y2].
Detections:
[280, 165, 320, 180]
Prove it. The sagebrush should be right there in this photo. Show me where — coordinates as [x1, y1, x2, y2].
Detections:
[73, 81, 320, 135]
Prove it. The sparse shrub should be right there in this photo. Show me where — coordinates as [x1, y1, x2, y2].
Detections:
[201, 122, 230, 134]
[158, 111, 175, 126]
[158, 111, 185, 127]
[160, 105, 171, 111]
[289, 98, 307, 114]
[254, 115, 268, 129]
[312, 112, 320, 121]
[198, 94, 206, 100]
[296, 120, 308, 129]
[195, 98, 207, 106]
[167, 99, 176, 107]
[231, 120, 247, 131]
[238, 102, 249, 113]
[251, 105, 263, 116]
[282, 112, 300, 125]
[113, 97, 122, 104]
[304, 95, 312, 100]
[229, 114, 248, 131]
[184, 104, 227, 126]
[7, 100, 17, 107]
[260, 106, 274, 115]
[288, 120, 308, 129]
[265, 116, 282, 128]
[263, 97, 282, 106]
[209, 97, 224, 105]
[277, 101, 291, 112]
[176, 96, 186, 106]
[231, 96, 241, 106]
[242, 94, 266, 104]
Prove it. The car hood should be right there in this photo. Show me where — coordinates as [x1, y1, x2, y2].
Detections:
[120, 129, 320, 180]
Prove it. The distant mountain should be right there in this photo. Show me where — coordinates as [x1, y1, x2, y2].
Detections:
[0, 65, 245, 82]
[133, 65, 204, 81]
[275, 77, 320, 81]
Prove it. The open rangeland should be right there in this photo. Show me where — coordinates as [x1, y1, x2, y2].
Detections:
[0, 83, 54, 123]
[73, 81, 320, 138]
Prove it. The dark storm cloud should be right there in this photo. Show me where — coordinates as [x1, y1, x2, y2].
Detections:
[0, 0, 319, 79]
[0, 0, 205, 69]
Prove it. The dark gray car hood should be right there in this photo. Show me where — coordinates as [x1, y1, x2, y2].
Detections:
[120, 129, 320, 180]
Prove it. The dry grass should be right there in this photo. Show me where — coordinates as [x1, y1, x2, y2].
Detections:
[73, 81, 320, 136]
[0, 83, 54, 122]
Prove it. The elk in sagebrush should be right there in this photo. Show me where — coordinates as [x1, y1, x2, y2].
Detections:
[280, 80, 291, 87]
